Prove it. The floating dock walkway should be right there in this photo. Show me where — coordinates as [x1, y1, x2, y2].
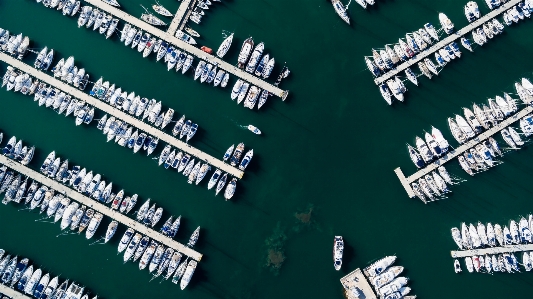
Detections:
[373, 0, 523, 85]
[84, 0, 289, 100]
[167, 0, 195, 35]
[0, 155, 203, 262]
[451, 244, 533, 258]
[395, 105, 533, 199]
[0, 51, 244, 179]
[0, 283, 31, 299]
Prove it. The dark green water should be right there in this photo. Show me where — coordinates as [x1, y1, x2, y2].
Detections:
[0, 0, 533, 298]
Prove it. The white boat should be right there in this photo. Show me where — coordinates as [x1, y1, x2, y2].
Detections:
[85, 212, 103, 239]
[331, 0, 350, 24]
[465, 1, 480, 22]
[451, 227, 463, 249]
[180, 260, 197, 290]
[153, 2, 173, 17]
[439, 13, 455, 34]
[237, 37, 254, 68]
[216, 33, 233, 58]
[102, 0, 120, 7]
[245, 43, 264, 73]
[333, 236, 344, 271]
[365, 256, 396, 277]
[208, 169, 222, 190]
[141, 13, 166, 26]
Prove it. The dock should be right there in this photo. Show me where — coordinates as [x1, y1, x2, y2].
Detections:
[373, 0, 523, 85]
[83, 0, 289, 100]
[166, 0, 195, 35]
[340, 268, 378, 299]
[395, 105, 533, 199]
[0, 155, 203, 262]
[451, 244, 533, 258]
[0, 283, 31, 299]
[0, 51, 244, 179]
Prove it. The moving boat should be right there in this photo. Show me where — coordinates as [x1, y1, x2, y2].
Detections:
[331, 0, 350, 24]
[333, 236, 344, 270]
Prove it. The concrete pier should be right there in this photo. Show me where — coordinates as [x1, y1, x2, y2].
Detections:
[83, 0, 289, 100]
[0, 51, 244, 179]
[373, 0, 523, 85]
[340, 268, 378, 299]
[395, 105, 533, 198]
[0, 156, 203, 262]
[167, 0, 195, 35]
[451, 244, 533, 258]
[0, 283, 32, 299]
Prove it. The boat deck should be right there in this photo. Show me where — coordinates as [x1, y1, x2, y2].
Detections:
[0, 283, 32, 299]
[166, 0, 195, 35]
[373, 0, 523, 86]
[395, 104, 533, 200]
[451, 244, 533, 258]
[0, 51, 244, 179]
[84, 0, 289, 100]
[0, 156, 203, 262]
[340, 268, 378, 299]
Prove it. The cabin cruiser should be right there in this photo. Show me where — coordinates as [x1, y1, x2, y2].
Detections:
[180, 260, 197, 290]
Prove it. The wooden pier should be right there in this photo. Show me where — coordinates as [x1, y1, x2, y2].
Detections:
[0, 51, 244, 179]
[395, 105, 533, 199]
[451, 244, 533, 258]
[373, 0, 523, 85]
[0, 155, 203, 262]
[83, 0, 289, 100]
[0, 283, 31, 299]
[166, 0, 195, 35]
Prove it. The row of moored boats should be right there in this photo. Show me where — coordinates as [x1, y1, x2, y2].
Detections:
[0, 248, 96, 299]
[0, 140, 201, 289]
[364, 256, 415, 299]
[451, 216, 533, 273]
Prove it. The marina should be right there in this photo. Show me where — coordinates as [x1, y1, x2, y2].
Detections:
[0, 155, 203, 262]
[395, 104, 533, 200]
[0, 51, 244, 179]
[373, 0, 525, 86]
[82, 0, 289, 100]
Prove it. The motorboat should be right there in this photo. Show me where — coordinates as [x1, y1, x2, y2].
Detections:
[333, 236, 344, 271]
[85, 212, 103, 239]
[365, 256, 396, 277]
[245, 43, 264, 73]
[230, 143, 245, 166]
[465, 1, 480, 22]
[237, 37, 254, 68]
[180, 260, 197, 290]
[439, 13, 455, 34]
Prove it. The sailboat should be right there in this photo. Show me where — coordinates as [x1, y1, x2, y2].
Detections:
[216, 33, 233, 58]
[153, 1, 173, 17]
[331, 0, 350, 24]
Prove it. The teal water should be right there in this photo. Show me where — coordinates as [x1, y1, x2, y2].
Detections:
[0, 0, 532, 298]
